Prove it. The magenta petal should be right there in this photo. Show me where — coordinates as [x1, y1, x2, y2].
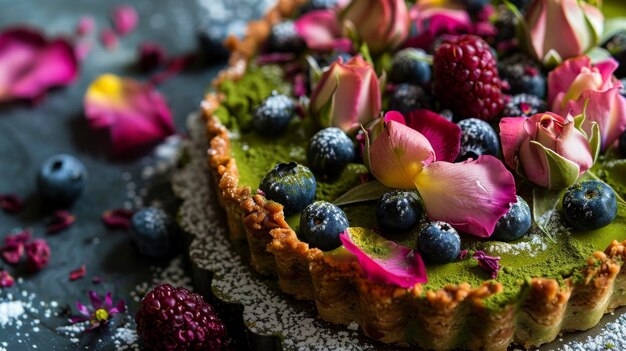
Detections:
[473, 250, 501, 279]
[84, 74, 176, 155]
[340, 229, 427, 288]
[111, 5, 138, 36]
[100, 28, 118, 50]
[0, 27, 78, 103]
[69, 264, 86, 281]
[0, 193, 24, 213]
[114, 300, 126, 313]
[403, 109, 462, 162]
[415, 156, 517, 237]
[75, 302, 90, 317]
[76, 16, 95, 37]
[102, 208, 134, 229]
[0, 270, 15, 288]
[499, 117, 527, 171]
[25, 239, 51, 272]
[89, 291, 103, 309]
[294, 10, 350, 52]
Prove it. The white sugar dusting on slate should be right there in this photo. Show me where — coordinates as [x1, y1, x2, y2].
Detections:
[175, 112, 626, 350]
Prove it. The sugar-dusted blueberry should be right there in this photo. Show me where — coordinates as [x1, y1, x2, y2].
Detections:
[130, 208, 173, 257]
[307, 127, 355, 177]
[37, 154, 88, 206]
[456, 118, 500, 161]
[253, 92, 295, 136]
[562, 180, 617, 231]
[389, 84, 431, 114]
[266, 21, 305, 53]
[299, 201, 348, 251]
[389, 48, 432, 86]
[418, 221, 461, 264]
[376, 190, 424, 232]
[259, 162, 316, 215]
[491, 195, 532, 242]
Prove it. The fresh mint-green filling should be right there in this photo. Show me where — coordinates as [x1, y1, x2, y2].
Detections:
[217, 63, 626, 306]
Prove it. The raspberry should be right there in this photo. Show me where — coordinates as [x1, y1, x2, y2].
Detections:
[136, 284, 228, 351]
[433, 35, 505, 120]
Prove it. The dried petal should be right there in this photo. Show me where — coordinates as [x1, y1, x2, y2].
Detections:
[138, 42, 167, 72]
[69, 264, 86, 281]
[4, 228, 32, 246]
[25, 239, 51, 272]
[473, 250, 501, 279]
[102, 208, 135, 229]
[100, 28, 118, 50]
[459, 249, 469, 260]
[1, 243, 24, 264]
[111, 5, 138, 36]
[46, 210, 76, 234]
[0, 270, 14, 288]
[0, 194, 23, 213]
[74, 41, 92, 61]
[84, 74, 176, 155]
[76, 16, 95, 37]
[0, 27, 79, 103]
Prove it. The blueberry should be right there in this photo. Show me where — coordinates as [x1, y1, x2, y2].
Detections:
[389, 84, 431, 114]
[376, 190, 424, 232]
[491, 196, 531, 242]
[307, 128, 355, 177]
[259, 162, 316, 215]
[417, 221, 461, 264]
[299, 201, 348, 251]
[620, 130, 626, 157]
[266, 21, 305, 53]
[253, 93, 295, 136]
[37, 154, 88, 206]
[456, 118, 500, 161]
[130, 208, 173, 257]
[562, 180, 618, 231]
[301, 0, 338, 13]
[389, 48, 432, 86]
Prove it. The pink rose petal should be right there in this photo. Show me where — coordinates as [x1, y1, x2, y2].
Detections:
[295, 10, 352, 52]
[414, 156, 517, 237]
[111, 5, 138, 36]
[0, 27, 78, 103]
[340, 229, 427, 288]
[25, 239, 51, 272]
[74, 41, 92, 61]
[0, 194, 23, 213]
[69, 264, 86, 281]
[102, 208, 135, 229]
[100, 28, 118, 50]
[1, 243, 24, 265]
[402, 109, 462, 162]
[46, 210, 76, 234]
[76, 16, 95, 37]
[4, 228, 33, 246]
[0, 270, 14, 288]
[84, 74, 176, 155]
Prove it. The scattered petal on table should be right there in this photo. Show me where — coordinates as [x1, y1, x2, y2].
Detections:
[111, 4, 138, 36]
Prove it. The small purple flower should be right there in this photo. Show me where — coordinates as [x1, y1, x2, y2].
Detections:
[70, 291, 126, 331]
[473, 250, 501, 279]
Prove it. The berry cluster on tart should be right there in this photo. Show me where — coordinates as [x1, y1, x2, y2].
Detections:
[201, 0, 626, 349]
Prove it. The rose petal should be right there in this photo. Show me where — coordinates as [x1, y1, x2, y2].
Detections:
[473, 250, 501, 279]
[84, 74, 176, 155]
[0, 193, 23, 213]
[69, 264, 86, 281]
[25, 239, 51, 272]
[0, 270, 14, 288]
[369, 120, 435, 189]
[46, 210, 76, 234]
[414, 156, 517, 237]
[402, 109, 461, 162]
[340, 228, 427, 288]
[74, 41, 92, 61]
[89, 291, 103, 310]
[111, 5, 138, 36]
[1, 243, 24, 265]
[102, 208, 135, 229]
[0, 27, 78, 103]
[76, 16, 95, 37]
[295, 10, 352, 52]
[499, 117, 527, 171]
[100, 28, 118, 50]
[547, 56, 591, 105]
[4, 228, 32, 246]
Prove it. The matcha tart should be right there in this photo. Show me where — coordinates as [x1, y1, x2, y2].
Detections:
[201, 0, 626, 349]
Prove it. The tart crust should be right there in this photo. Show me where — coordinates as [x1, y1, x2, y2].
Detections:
[200, 0, 626, 349]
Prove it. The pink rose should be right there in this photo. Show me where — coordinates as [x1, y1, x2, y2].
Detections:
[340, 0, 409, 54]
[525, 0, 603, 64]
[310, 55, 381, 132]
[500, 112, 597, 189]
[548, 56, 626, 151]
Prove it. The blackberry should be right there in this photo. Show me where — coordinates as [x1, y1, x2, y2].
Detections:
[136, 284, 228, 351]
[502, 94, 546, 118]
[433, 35, 505, 120]
[498, 53, 546, 98]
